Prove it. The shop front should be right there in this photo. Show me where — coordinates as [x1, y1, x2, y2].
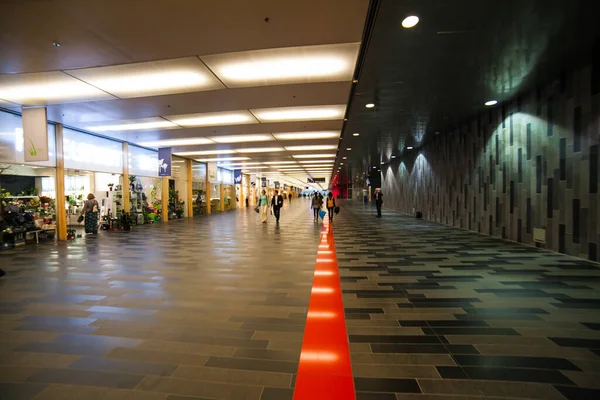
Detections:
[128, 145, 161, 224]
[192, 161, 207, 216]
[220, 167, 234, 211]
[167, 156, 189, 219]
[0, 110, 58, 247]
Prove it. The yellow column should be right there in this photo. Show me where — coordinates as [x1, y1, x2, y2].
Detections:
[161, 177, 169, 222]
[247, 177, 252, 206]
[55, 124, 67, 241]
[220, 183, 225, 211]
[205, 165, 211, 215]
[122, 142, 130, 213]
[186, 159, 193, 217]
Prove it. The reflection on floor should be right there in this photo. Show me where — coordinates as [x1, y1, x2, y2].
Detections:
[1, 199, 599, 400]
[333, 201, 600, 400]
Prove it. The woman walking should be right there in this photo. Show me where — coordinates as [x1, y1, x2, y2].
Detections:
[311, 193, 321, 222]
[81, 193, 99, 235]
[326, 192, 336, 223]
[258, 189, 269, 223]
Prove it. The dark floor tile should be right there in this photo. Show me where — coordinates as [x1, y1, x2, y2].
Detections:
[229, 316, 305, 325]
[175, 333, 269, 349]
[371, 344, 479, 355]
[0, 383, 48, 400]
[581, 322, 600, 330]
[14, 323, 99, 334]
[345, 308, 385, 314]
[240, 322, 305, 333]
[205, 356, 297, 374]
[453, 355, 581, 370]
[436, 366, 470, 379]
[354, 377, 421, 393]
[423, 327, 520, 336]
[16, 341, 114, 356]
[69, 356, 178, 376]
[346, 314, 372, 320]
[549, 337, 600, 349]
[455, 313, 542, 321]
[399, 320, 489, 327]
[18, 316, 96, 326]
[27, 367, 143, 388]
[350, 335, 443, 344]
[167, 396, 213, 400]
[464, 307, 550, 314]
[450, 366, 574, 385]
[260, 387, 294, 400]
[554, 385, 600, 400]
[356, 392, 397, 400]
[232, 348, 299, 362]
[52, 333, 142, 348]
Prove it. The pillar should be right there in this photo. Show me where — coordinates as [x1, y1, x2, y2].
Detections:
[161, 177, 169, 222]
[186, 159, 193, 217]
[55, 124, 67, 241]
[122, 142, 130, 213]
[205, 164, 211, 214]
[220, 183, 225, 211]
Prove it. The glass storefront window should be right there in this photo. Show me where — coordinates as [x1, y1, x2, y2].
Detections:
[63, 128, 122, 173]
[192, 162, 206, 216]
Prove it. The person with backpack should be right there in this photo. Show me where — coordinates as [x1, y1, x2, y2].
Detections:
[326, 192, 337, 223]
[271, 189, 284, 223]
[311, 193, 321, 222]
[81, 193, 99, 235]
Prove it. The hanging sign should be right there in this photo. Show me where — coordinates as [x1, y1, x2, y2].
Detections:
[158, 147, 172, 176]
[22, 107, 49, 162]
[274, 181, 280, 189]
[207, 162, 218, 182]
[261, 177, 267, 187]
[234, 169, 242, 184]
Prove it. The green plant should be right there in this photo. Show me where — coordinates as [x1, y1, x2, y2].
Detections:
[28, 139, 37, 156]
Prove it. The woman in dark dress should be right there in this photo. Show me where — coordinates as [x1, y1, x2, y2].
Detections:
[81, 193, 99, 235]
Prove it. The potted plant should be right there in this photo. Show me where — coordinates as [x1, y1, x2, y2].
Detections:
[67, 228, 76, 240]
[107, 183, 114, 191]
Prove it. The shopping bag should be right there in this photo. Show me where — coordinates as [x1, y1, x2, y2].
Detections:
[254, 207, 260, 213]
[334, 206, 340, 214]
[318, 210, 326, 219]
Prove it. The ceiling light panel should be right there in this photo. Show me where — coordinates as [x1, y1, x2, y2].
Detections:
[166, 110, 258, 127]
[86, 117, 179, 133]
[196, 156, 250, 162]
[138, 137, 214, 147]
[300, 164, 335, 168]
[201, 43, 359, 88]
[262, 161, 297, 165]
[67, 57, 225, 98]
[176, 149, 236, 156]
[235, 147, 285, 153]
[292, 154, 336, 159]
[272, 131, 340, 140]
[251, 105, 346, 123]
[209, 134, 274, 143]
[0, 71, 115, 106]
[298, 160, 336, 164]
[285, 145, 337, 151]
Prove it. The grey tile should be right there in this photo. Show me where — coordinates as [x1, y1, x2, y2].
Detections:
[0, 383, 48, 400]
[26, 368, 143, 389]
[69, 356, 178, 376]
[205, 356, 298, 373]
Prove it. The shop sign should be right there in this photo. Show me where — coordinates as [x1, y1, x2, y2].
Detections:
[158, 147, 172, 176]
[208, 162, 218, 182]
[22, 107, 49, 162]
[250, 174, 257, 187]
[261, 177, 267, 187]
[274, 181, 280, 189]
[234, 169, 242, 184]
[308, 177, 326, 183]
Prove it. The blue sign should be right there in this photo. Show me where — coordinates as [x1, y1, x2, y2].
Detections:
[158, 147, 172, 176]
[234, 169, 242, 184]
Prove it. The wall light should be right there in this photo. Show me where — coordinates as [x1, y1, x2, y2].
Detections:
[402, 16, 420, 28]
[485, 100, 498, 106]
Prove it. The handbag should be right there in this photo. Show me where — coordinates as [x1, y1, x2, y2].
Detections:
[254, 207, 260, 213]
[318, 210, 327, 219]
[334, 206, 340, 214]
[77, 215, 84, 223]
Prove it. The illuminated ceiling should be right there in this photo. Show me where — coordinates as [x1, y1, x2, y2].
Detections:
[0, 0, 371, 188]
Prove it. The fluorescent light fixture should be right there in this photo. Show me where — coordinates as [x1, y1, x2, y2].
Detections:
[263, 161, 297, 165]
[340, 163, 344, 165]
[202, 43, 358, 87]
[273, 131, 340, 140]
[251, 105, 346, 122]
[195, 157, 250, 162]
[166, 110, 257, 127]
[176, 149, 236, 156]
[292, 154, 336, 159]
[0, 71, 115, 105]
[67, 57, 224, 98]
[276, 168, 305, 171]
[406, 146, 414, 150]
[86, 118, 178, 133]
[352, 133, 360, 136]
[381, 161, 385, 164]
[236, 165, 268, 169]
[301, 164, 335, 168]
[485, 100, 498, 106]
[284, 145, 337, 151]
[298, 159, 336, 164]
[365, 103, 375, 108]
[209, 134, 274, 143]
[218, 162, 263, 166]
[391, 155, 396, 158]
[138, 137, 214, 147]
[235, 147, 285, 153]
[346, 148, 352, 151]
[402, 16, 420, 28]
[342, 157, 347, 160]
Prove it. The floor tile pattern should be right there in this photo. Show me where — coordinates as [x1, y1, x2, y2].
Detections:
[333, 201, 600, 400]
[0, 202, 321, 400]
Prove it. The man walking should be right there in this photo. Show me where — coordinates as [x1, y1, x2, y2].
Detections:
[271, 189, 284, 222]
[374, 188, 383, 218]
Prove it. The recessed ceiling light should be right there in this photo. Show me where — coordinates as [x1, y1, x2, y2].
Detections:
[342, 157, 347, 160]
[352, 79, 358, 83]
[273, 131, 340, 140]
[263, 161, 298, 165]
[292, 154, 336, 159]
[176, 149, 236, 156]
[381, 161, 384, 164]
[52, 41, 60, 47]
[284, 145, 337, 151]
[352, 133, 359, 136]
[406, 146, 414, 150]
[373, 166, 376, 169]
[391, 155, 396, 158]
[340, 163, 344, 165]
[236, 147, 285, 153]
[298, 159, 335, 164]
[251, 105, 346, 122]
[365, 103, 375, 108]
[138, 137, 214, 147]
[87, 118, 178, 133]
[346, 147, 352, 151]
[301, 164, 335, 168]
[485, 100, 498, 106]
[209, 134, 274, 143]
[402, 16, 420, 28]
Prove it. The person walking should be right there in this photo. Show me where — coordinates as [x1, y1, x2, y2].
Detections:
[271, 189, 284, 223]
[374, 188, 383, 218]
[311, 193, 321, 222]
[288, 192, 292, 204]
[258, 189, 269, 223]
[81, 193, 99, 234]
[326, 192, 336, 223]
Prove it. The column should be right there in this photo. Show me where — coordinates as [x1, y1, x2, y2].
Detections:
[55, 124, 67, 241]
[122, 142, 130, 213]
[161, 177, 169, 222]
[220, 183, 225, 211]
[186, 159, 193, 217]
[205, 165, 211, 214]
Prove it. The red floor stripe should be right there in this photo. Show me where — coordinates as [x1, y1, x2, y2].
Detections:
[293, 221, 355, 400]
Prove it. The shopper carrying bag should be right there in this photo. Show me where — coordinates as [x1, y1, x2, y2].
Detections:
[81, 193, 99, 235]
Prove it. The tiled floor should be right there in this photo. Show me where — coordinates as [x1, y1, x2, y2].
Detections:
[1, 199, 600, 400]
[0, 201, 320, 400]
[333, 201, 600, 400]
